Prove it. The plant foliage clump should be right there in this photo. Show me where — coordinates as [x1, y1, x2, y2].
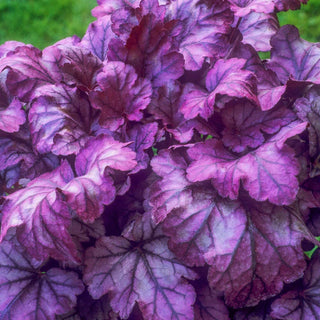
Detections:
[1, 0, 320, 319]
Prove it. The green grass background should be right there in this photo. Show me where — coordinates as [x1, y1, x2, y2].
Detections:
[0, 0, 318, 49]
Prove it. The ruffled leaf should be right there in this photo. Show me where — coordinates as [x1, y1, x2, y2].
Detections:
[187, 122, 306, 205]
[180, 58, 258, 120]
[90, 61, 152, 131]
[29, 84, 96, 155]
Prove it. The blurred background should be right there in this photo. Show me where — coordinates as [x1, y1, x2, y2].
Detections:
[0, 0, 318, 50]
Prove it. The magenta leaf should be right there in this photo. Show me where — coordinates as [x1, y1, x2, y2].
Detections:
[228, 0, 274, 16]
[0, 160, 79, 263]
[180, 58, 258, 120]
[238, 12, 279, 51]
[187, 122, 307, 205]
[271, 250, 320, 319]
[90, 61, 152, 131]
[29, 84, 95, 155]
[92, 0, 140, 18]
[84, 212, 197, 319]
[62, 135, 137, 222]
[81, 15, 115, 61]
[0, 240, 84, 320]
[269, 25, 320, 84]
[221, 100, 296, 152]
[206, 197, 310, 308]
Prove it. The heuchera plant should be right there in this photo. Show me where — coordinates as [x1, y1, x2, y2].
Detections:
[1, 0, 320, 319]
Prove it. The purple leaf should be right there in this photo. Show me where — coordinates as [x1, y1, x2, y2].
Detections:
[206, 197, 309, 308]
[92, 0, 140, 18]
[0, 70, 25, 133]
[90, 61, 152, 131]
[0, 41, 27, 58]
[238, 12, 279, 51]
[187, 121, 307, 205]
[84, 212, 197, 319]
[81, 15, 115, 61]
[233, 301, 273, 320]
[228, 0, 274, 16]
[194, 284, 230, 320]
[124, 122, 158, 172]
[180, 58, 258, 120]
[0, 45, 62, 101]
[148, 81, 199, 143]
[268, 25, 320, 84]
[0, 240, 84, 320]
[0, 125, 60, 182]
[62, 134, 137, 222]
[271, 250, 320, 319]
[29, 84, 96, 155]
[274, 0, 308, 11]
[221, 100, 296, 152]
[166, 0, 233, 70]
[294, 87, 320, 158]
[146, 149, 192, 223]
[0, 160, 79, 263]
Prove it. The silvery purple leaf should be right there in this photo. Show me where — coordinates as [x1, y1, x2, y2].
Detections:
[29, 84, 96, 155]
[92, 0, 140, 18]
[0, 45, 63, 101]
[180, 58, 258, 120]
[166, 0, 233, 70]
[269, 25, 320, 84]
[228, 0, 274, 17]
[0, 160, 79, 263]
[206, 197, 310, 308]
[271, 250, 320, 319]
[90, 61, 152, 131]
[146, 149, 192, 223]
[187, 121, 306, 205]
[81, 15, 116, 61]
[0, 240, 84, 320]
[84, 212, 197, 320]
[0, 41, 27, 58]
[239, 12, 279, 51]
[221, 100, 296, 152]
[62, 135, 137, 222]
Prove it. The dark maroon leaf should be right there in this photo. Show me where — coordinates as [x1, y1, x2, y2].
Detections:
[84, 212, 197, 319]
[90, 61, 152, 131]
[0, 240, 84, 320]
